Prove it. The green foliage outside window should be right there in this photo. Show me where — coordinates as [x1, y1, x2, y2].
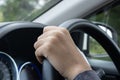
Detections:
[89, 5, 120, 47]
[89, 37, 111, 61]
[88, 4, 120, 61]
[0, 0, 36, 21]
[89, 37, 106, 55]
[0, 0, 58, 22]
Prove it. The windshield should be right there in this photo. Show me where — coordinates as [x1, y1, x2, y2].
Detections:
[0, 0, 61, 22]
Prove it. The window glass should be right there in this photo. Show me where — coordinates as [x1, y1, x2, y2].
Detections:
[89, 37, 111, 61]
[86, 2, 120, 60]
[0, 0, 61, 22]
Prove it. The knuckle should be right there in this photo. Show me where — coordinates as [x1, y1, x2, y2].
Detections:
[34, 39, 43, 49]
[55, 32, 62, 38]
[35, 48, 40, 57]
[34, 42, 37, 49]
[43, 27, 48, 32]
[45, 43, 51, 52]
[49, 36, 58, 44]
[60, 28, 69, 34]
[35, 46, 44, 57]
[44, 37, 57, 51]
[37, 36, 40, 40]
[37, 34, 43, 40]
[54, 30, 65, 39]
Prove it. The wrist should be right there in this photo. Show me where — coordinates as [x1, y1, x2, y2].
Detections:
[66, 64, 92, 80]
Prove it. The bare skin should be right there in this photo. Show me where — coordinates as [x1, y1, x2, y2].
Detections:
[34, 26, 91, 80]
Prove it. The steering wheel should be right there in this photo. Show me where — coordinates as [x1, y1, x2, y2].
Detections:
[42, 19, 120, 80]
[0, 19, 120, 80]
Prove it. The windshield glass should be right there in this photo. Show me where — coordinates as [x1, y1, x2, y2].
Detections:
[0, 0, 61, 22]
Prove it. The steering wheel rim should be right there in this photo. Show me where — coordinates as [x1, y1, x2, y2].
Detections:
[59, 19, 120, 73]
[43, 19, 120, 80]
[0, 22, 44, 80]
[0, 19, 120, 80]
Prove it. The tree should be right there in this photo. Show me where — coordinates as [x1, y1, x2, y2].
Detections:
[89, 5, 120, 47]
[0, 0, 38, 21]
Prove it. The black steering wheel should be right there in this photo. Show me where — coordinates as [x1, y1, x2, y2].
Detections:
[0, 19, 120, 80]
[42, 19, 120, 80]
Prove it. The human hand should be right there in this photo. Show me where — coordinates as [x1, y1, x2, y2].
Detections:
[34, 26, 91, 80]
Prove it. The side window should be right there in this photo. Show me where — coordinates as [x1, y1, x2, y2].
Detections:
[89, 37, 111, 61]
[86, 2, 120, 61]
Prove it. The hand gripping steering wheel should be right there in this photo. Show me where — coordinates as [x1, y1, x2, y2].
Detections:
[0, 19, 120, 80]
[42, 19, 120, 80]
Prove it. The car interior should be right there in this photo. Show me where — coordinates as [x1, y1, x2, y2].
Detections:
[0, 0, 120, 80]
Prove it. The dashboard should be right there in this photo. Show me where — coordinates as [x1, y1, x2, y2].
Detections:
[0, 22, 44, 80]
